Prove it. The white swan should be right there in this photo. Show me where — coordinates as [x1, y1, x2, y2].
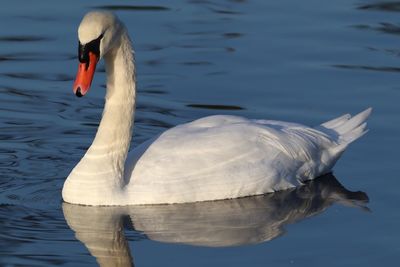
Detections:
[62, 11, 372, 206]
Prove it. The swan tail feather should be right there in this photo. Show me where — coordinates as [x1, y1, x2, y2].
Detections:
[317, 107, 372, 152]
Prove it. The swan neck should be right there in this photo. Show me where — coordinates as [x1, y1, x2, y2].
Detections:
[83, 29, 135, 184]
[104, 30, 136, 104]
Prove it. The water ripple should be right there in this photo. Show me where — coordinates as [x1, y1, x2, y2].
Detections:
[353, 22, 400, 36]
[332, 64, 400, 73]
[209, 8, 242, 15]
[0, 52, 75, 62]
[187, 104, 245, 110]
[93, 5, 170, 11]
[2, 73, 73, 82]
[358, 2, 400, 12]
[0, 35, 54, 42]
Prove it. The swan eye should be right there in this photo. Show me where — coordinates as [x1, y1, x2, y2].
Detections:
[78, 33, 104, 66]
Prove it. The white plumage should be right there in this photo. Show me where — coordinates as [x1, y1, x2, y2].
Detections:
[62, 11, 372, 206]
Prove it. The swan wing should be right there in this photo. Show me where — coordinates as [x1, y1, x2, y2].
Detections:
[126, 115, 336, 204]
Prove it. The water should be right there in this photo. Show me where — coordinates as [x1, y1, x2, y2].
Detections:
[0, 0, 399, 266]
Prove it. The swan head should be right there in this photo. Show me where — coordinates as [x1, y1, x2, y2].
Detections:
[73, 11, 122, 97]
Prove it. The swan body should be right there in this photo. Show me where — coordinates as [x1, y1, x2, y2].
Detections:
[62, 11, 372, 206]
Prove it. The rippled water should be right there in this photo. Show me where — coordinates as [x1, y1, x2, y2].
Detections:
[1, 0, 399, 266]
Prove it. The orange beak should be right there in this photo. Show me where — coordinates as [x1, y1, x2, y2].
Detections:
[73, 52, 99, 97]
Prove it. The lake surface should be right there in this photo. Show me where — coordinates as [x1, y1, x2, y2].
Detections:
[1, 0, 399, 266]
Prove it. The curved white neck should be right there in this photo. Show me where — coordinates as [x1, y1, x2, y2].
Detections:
[69, 29, 136, 188]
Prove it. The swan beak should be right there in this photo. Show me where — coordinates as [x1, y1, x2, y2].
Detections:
[73, 52, 98, 97]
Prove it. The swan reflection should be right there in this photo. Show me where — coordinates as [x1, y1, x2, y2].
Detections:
[63, 174, 368, 266]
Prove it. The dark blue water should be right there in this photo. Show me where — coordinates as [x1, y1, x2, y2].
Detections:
[1, 0, 399, 266]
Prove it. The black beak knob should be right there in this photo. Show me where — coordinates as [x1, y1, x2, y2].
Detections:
[76, 87, 83, 97]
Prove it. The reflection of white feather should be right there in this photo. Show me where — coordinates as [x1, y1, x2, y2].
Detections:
[62, 11, 372, 206]
[63, 174, 368, 267]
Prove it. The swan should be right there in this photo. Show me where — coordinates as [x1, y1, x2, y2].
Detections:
[62, 11, 372, 206]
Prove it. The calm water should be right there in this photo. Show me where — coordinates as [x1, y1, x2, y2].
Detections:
[0, 0, 399, 266]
